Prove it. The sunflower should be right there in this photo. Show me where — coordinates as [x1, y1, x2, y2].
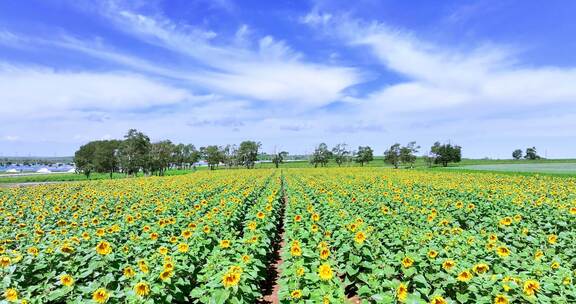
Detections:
[429, 295, 447, 304]
[92, 288, 109, 303]
[256, 212, 265, 219]
[499, 217, 512, 226]
[294, 215, 302, 222]
[319, 248, 330, 260]
[159, 269, 173, 281]
[138, 260, 149, 273]
[534, 250, 544, 260]
[60, 274, 74, 287]
[95, 241, 112, 255]
[296, 266, 305, 276]
[0, 256, 10, 268]
[158, 246, 168, 255]
[123, 266, 135, 278]
[27, 247, 39, 256]
[494, 294, 509, 304]
[397, 283, 408, 302]
[60, 243, 74, 254]
[290, 245, 302, 257]
[247, 221, 257, 231]
[523, 279, 540, 296]
[548, 234, 557, 244]
[318, 263, 333, 281]
[4, 288, 18, 302]
[428, 250, 438, 259]
[222, 270, 241, 288]
[177, 243, 189, 253]
[354, 231, 367, 244]
[181, 229, 192, 239]
[134, 282, 150, 297]
[496, 246, 510, 257]
[220, 240, 231, 249]
[551, 261, 560, 270]
[442, 259, 456, 271]
[291, 289, 302, 299]
[473, 263, 490, 274]
[242, 255, 251, 263]
[402, 256, 414, 268]
[457, 270, 473, 282]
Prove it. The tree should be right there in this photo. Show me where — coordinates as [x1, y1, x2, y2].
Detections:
[430, 141, 462, 167]
[188, 145, 201, 167]
[74, 141, 97, 179]
[355, 146, 374, 166]
[222, 144, 238, 169]
[310, 143, 331, 167]
[332, 143, 350, 167]
[512, 149, 523, 160]
[272, 151, 288, 168]
[384, 143, 401, 168]
[149, 140, 175, 176]
[524, 147, 540, 160]
[202, 145, 224, 170]
[118, 129, 151, 176]
[400, 141, 420, 168]
[237, 141, 261, 169]
[94, 140, 121, 178]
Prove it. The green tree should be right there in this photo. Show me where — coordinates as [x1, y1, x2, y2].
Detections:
[430, 141, 462, 167]
[237, 141, 261, 169]
[202, 145, 224, 170]
[400, 141, 420, 168]
[118, 129, 151, 176]
[223, 144, 238, 169]
[524, 147, 540, 160]
[355, 146, 374, 166]
[149, 140, 175, 176]
[332, 143, 350, 167]
[74, 141, 97, 179]
[310, 143, 331, 167]
[94, 140, 121, 178]
[512, 149, 523, 160]
[272, 151, 288, 168]
[188, 145, 201, 168]
[384, 143, 401, 168]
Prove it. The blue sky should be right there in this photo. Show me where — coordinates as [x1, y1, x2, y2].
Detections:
[1, 0, 576, 158]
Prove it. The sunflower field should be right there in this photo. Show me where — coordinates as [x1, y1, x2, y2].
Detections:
[1, 168, 576, 303]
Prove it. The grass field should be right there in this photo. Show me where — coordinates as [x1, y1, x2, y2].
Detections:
[2, 157, 576, 185]
[455, 163, 576, 174]
[0, 169, 195, 185]
[1, 168, 574, 303]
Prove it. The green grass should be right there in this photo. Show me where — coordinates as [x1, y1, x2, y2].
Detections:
[0, 169, 196, 184]
[3, 157, 576, 185]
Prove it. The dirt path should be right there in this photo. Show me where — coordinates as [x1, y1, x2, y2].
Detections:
[260, 177, 287, 304]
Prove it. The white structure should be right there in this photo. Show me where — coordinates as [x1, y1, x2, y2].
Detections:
[36, 168, 51, 173]
[6, 168, 18, 173]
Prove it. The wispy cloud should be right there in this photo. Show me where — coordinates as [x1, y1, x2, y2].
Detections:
[0, 63, 191, 116]
[302, 12, 576, 114]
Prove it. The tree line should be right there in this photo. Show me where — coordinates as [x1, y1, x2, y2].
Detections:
[308, 141, 462, 168]
[74, 129, 262, 178]
[512, 147, 542, 160]
[73, 129, 465, 178]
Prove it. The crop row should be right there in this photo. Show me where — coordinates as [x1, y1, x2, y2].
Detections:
[0, 171, 282, 303]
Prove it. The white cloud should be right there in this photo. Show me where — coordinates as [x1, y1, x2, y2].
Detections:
[303, 15, 576, 113]
[1, 135, 20, 141]
[99, 8, 362, 107]
[0, 64, 191, 116]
